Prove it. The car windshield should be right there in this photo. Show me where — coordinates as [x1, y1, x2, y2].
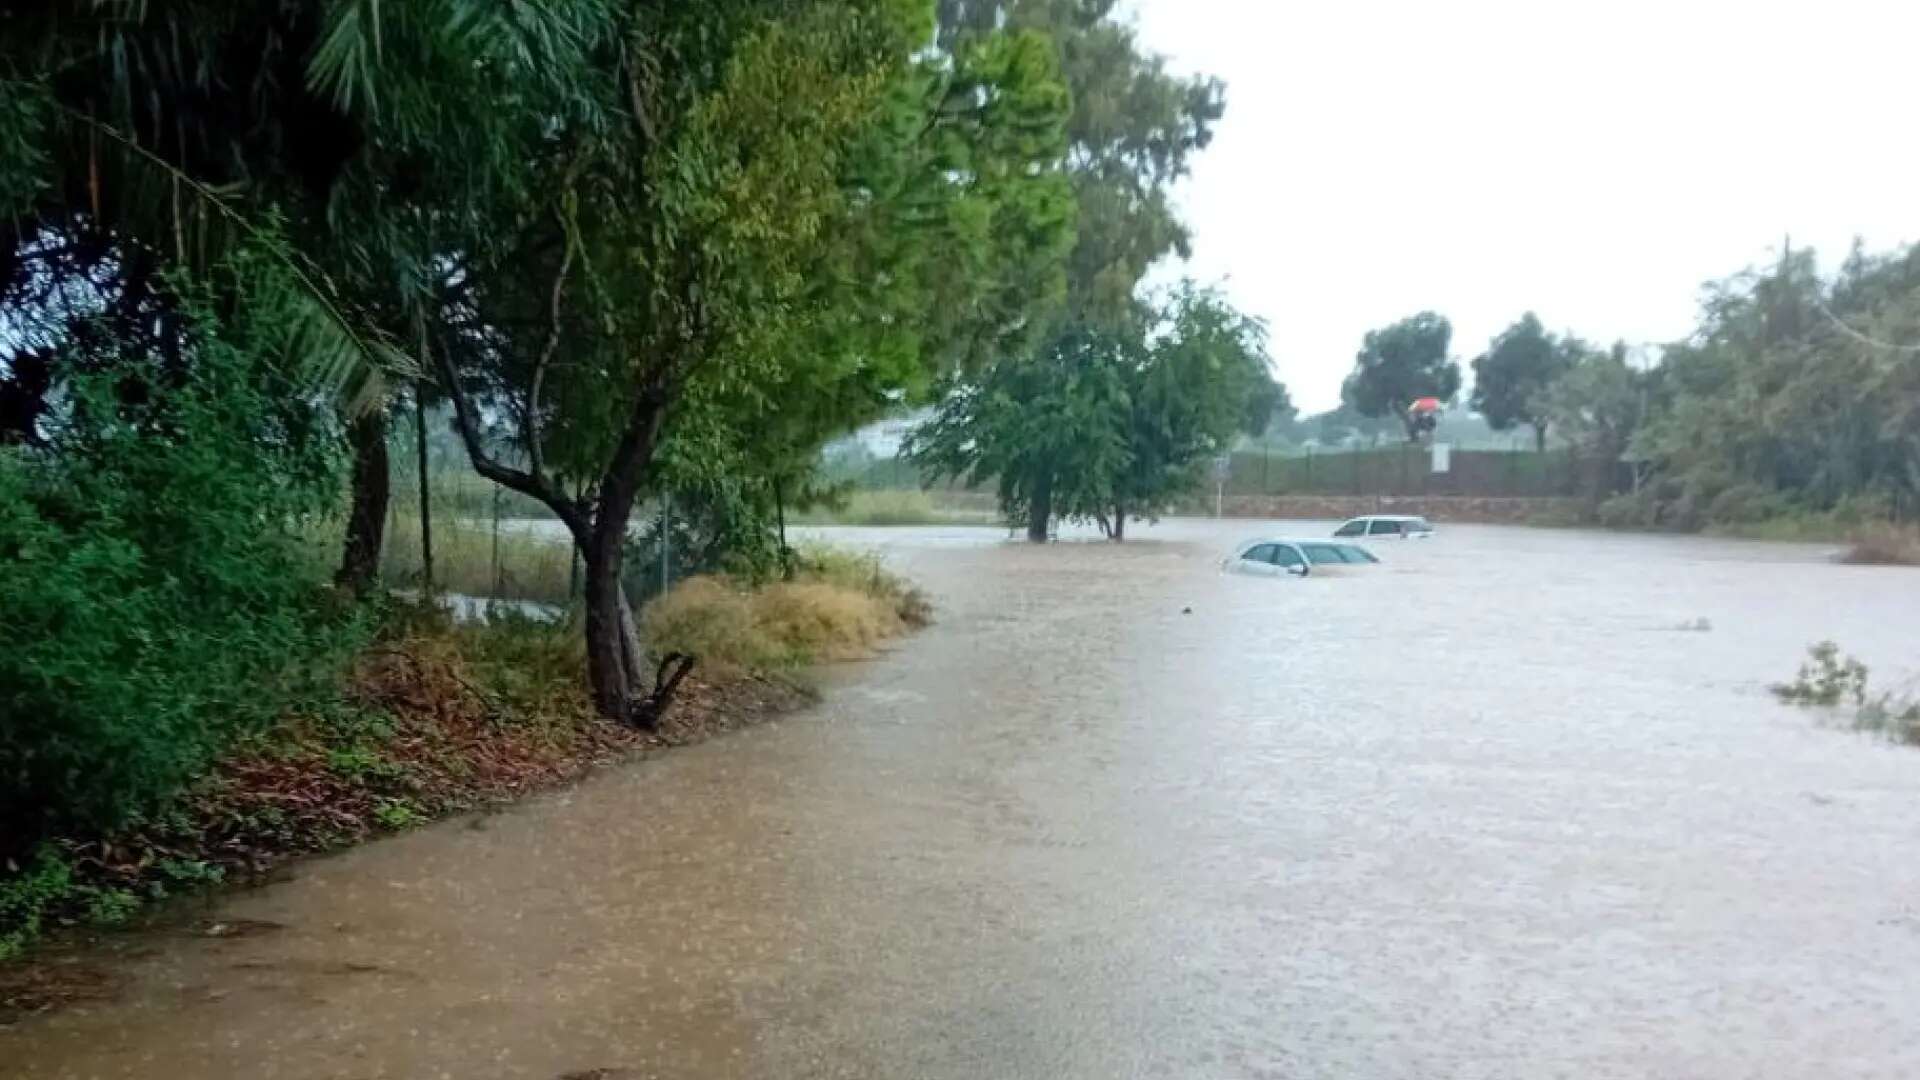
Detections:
[1333, 520, 1366, 537]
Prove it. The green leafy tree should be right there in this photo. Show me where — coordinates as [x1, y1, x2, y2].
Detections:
[909, 284, 1276, 540]
[1544, 342, 1644, 511]
[1625, 242, 1920, 528]
[1470, 312, 1572, 450]
[1241, 375, 1296, 441]
[1342, 311, 1461, 441]
[927, 0, 1226, 537]
[1100, 285, 1274, 537]
[908, 328, 1131, 539]
[433, 1, 1074, 720]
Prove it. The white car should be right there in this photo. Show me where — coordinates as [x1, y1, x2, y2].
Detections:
[1223, 538, 1381, 577]
[1333, 514, 1434, 540]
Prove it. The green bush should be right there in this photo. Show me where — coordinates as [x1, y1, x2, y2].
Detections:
[1706, 483, 1792, 525]
[0, 298, 362, 843]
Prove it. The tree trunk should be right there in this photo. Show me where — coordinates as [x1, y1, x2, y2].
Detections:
[1025, 468, 1052, 542]
[335, 409, 390, 594]
[1110, 503, 1125, 542]
[1534, 423, 1548, 453]
[580, 399, 665, 721]
[414, 388, 434, 593]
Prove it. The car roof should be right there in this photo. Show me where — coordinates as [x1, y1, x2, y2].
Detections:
[1345, 514, 1427, 523]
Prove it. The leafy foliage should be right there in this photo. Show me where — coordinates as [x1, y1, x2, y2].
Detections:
[1342, 312, 1461, 439]
[1470, 313, 1574, 449]
[0, 277, 362, 841]
[1618, 243, 1920, 529]
[908, 284, 1274, 536]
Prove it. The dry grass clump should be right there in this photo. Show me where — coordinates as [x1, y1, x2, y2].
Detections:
[1840, 525, 1920, 566]
[641, 545, 929, 675]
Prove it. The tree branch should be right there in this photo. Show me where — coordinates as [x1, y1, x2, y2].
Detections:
[526, 212, 576, 489]
[432, 333, 588, 542]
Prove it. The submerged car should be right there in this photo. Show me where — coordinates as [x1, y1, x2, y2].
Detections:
[1223, 538, 1381, 577]
[1333, 514, 1434, 539]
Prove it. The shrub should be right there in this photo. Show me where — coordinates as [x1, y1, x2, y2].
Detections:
[0, 298, 360, 844]
[639, 546, 929, 674]
[1707, 483, 1791, 525]
[1771, 642, 1869, 706]
[639, 576, 780, 674]
[1841, 525, 1920, 566]
[1772, 642, 1920, 747]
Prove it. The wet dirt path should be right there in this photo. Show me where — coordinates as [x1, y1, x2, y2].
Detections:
[6, 521, 1920, 1079]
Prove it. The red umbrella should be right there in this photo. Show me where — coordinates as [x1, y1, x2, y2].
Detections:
[1409, 396, 1442, 413]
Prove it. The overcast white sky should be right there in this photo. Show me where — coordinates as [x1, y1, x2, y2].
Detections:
[1126, 0, 1920, 410]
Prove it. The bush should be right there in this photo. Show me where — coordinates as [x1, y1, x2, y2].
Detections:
[1772, 642, 1920, 747]
[1841, 525, 1920, 566]
[1707, 483, 1792, 525]
[0, 298, 360, 844]
[639, 546, 929, 674]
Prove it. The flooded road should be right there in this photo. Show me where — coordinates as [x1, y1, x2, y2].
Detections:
[8, 520, 1920, 1079]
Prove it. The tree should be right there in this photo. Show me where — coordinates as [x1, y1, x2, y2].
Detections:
[1101, 285, 1273, 537]
[908, 283, 1276, 540]
[1623, 241, 1920, 527]
[929, 0, 1227, 538]
[1342, 312, 1461, 441]
[1544, 343, 1644, 512]
[907, 328, 1131, 541]
[1240, 373, 1295, 440]
[1470, 312, 1571, 451]
[0, 1, 620, 593]
[431, 1, 1074, 721]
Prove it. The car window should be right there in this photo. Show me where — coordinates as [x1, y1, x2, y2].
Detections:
[1242, 544, 1277, 563]
[1337, 544, 1380, 564]
[1367, 520, 1400, 536]
[1270, 544, 1304, 568]
[1301, 543, 1347, 565]
[1333, 520, 1366, 537]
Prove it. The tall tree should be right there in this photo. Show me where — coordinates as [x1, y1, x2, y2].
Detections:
[927, 0, 1226, 537]
[0, 0, 620, 592]
[1544, 342, 1644, 512]
[907, 328, 1130, 541]
[1100, 285, 1272, 537]
[908, 284, 1277, 540]
[1342, 311, 1461, 441]
[432, 1, 1074, 721]
[1470, 312, 1572, 451]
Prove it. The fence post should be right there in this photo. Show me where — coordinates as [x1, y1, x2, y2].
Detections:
[660, 490, 673, 596]
[490, 486, 502, 598]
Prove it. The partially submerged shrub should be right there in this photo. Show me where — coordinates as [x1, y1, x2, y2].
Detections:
[1773, 642, 1920, 747]
[1840, 525, 1920, 567]
[1772, 642, 1869, 706]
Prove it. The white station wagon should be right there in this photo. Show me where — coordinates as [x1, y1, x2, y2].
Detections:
[1333, 514, 1435, 539]
[1223, 538, 1381, 578]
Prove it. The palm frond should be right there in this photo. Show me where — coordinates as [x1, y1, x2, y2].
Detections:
[56, 106, 415, 411]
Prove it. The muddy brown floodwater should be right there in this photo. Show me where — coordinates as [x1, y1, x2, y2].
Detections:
[7, 520, 1920, 1079]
